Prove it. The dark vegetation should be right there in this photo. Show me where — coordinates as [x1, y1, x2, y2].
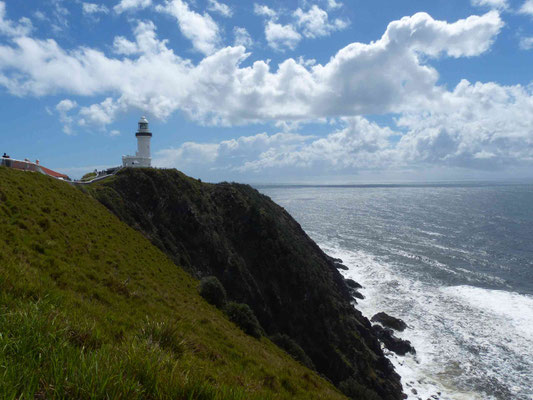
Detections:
[225, 302, 264, 339]
[86, 168, 404, 399]
[199, 276, 227, 308]
[0, 167, 345, 399]
[269, 333, 315, 371]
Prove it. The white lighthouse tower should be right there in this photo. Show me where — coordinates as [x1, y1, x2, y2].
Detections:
[122, 116, 152, 168]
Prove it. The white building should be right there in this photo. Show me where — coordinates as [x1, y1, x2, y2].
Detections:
[122, 116, 152, 168]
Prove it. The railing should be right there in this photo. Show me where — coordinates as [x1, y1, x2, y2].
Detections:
[71, 166, 123, 185]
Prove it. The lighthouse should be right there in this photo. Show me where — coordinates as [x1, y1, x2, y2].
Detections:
[122, 116, 152, 168]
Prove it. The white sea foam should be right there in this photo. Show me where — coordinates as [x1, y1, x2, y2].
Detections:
[320, 241, 533, 400]
[441, 285, 533, 342]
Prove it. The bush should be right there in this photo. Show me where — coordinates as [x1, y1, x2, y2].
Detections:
[269, 333, 315, 370]
[198, 276, 227, 308]
[224, 302, 263, 339]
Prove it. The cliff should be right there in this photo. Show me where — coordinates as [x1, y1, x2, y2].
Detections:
[87, 168, 403, 399]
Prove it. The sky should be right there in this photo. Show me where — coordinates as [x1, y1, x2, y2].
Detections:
[1, 0, 533, 183]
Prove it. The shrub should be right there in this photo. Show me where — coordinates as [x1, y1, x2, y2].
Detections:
[225, 302, 263, 339]
[198, 276, 227, 308]
[269, 333, 315, 370]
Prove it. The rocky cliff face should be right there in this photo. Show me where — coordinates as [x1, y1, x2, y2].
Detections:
[87, 168, 403, 399]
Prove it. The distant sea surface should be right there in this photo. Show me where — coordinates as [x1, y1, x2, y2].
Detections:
[258, 183, 533, 400]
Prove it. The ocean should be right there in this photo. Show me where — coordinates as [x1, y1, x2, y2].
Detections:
[258, 183, 533, 400]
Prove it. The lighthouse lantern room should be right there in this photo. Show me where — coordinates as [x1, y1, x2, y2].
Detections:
[122, 116, 152, 168]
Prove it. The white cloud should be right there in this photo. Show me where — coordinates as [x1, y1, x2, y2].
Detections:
[0, 8, 503, 127]
[294, 5, 348, 38]
[519, 0, 533, 15]
[56, 99, 78, 134]
[112, 20, 168, 55]
[471, 0, 508, 10]
[253, 4, 277, 19]
[383, 11, 503, 58]
[33, 11, 48, 22]
[114, 0, 152, 14]
[109, 129, 121, 136]
[79, 97, 126, 126]
[0, 2, 32, 37]
[265, 20, 301, 50]
[156, 0, 220, 55]
[207, 0, 232, 17]
[82, 3, 109, 14]
[157, 86, 533, 178]
[519, 36, 533, 49]
[155, 131, 313, 172]
[395, 80, 533, 169]
[236, 117, 396, 172]
[326, 0, 342, 10]
[233, 26, 253, 48]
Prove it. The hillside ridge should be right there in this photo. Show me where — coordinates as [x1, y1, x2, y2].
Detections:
[87, 167, 403, 399]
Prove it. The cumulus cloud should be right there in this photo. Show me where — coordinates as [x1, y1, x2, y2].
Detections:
[0, 2, 33, 37]
[294, 5, 348, 38]
[383, 11, 503, 58]
[264, 21, 302, 50]
[156, 131, 314, 171]
[395, 80, 533, 169]
[79, 97, 126, 126]
[56, 99, 78, 134]
[326, 0, 343, 10]
[156, 0, 220, 55]
[0, 7, 504, 127]
[253, 4, 277, 19]
[114, 0, 152, 14]
[233, 26, 253, 48]
[207, 0, 232, 17]
[471, 0, 508, 10]
[82, 3, 109, 14]
[157, 86, 533, 178]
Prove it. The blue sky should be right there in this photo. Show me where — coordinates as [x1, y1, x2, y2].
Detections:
[1, 0, 533, 182]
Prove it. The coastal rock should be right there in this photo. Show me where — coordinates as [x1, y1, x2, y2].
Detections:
[327, 255, 344, 264]
[373, 324, 415, 356]
[334, 262, 349, 270]
[350, 289, 365, 300]
[345, 278, 362, 289]
[371, 312, 407, 332]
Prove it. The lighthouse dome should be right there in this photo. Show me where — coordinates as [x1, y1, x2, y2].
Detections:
[136, 115, 152, 137]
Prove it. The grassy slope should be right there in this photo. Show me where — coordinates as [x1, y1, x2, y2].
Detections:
[0, 167, 346, 400]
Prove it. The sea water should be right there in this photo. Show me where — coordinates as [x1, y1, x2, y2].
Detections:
[258, 183, 533, 400]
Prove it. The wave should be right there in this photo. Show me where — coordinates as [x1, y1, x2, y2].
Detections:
[320, 242, 533, 400]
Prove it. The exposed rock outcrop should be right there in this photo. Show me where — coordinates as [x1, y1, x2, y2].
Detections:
[371, 312, 408, 332]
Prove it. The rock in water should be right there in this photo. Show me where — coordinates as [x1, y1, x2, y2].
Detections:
[371, 312, 408, 332]
[345, 278, 362, 289]
[373, 325, 415, 356]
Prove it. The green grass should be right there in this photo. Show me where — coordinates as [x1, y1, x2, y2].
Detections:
[0, 167, 346, 400]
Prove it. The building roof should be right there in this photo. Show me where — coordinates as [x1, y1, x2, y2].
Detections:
[39, 165, 70, 180]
